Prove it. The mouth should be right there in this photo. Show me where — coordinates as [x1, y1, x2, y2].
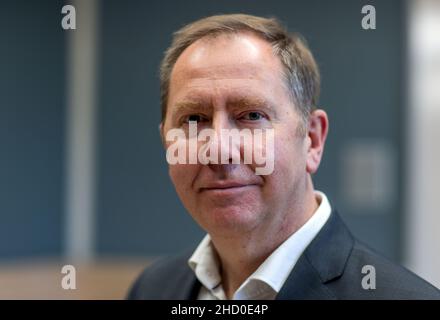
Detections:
[199, 182, 259, 195]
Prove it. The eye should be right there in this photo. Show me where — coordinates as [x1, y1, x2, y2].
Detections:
[240, 111, 265, 121]
[182, 114, 207, 123]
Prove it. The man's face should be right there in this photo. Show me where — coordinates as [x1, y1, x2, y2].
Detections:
[162, 33, 311, 238]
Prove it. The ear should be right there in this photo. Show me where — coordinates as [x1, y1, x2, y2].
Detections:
[159, 122, 166, 148]
[306, 109, 329, 174]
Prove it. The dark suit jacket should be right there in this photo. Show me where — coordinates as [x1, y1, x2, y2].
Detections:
[128, 211, 440, 299]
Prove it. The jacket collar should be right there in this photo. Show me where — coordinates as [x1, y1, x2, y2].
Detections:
[276, 211, 354, 299]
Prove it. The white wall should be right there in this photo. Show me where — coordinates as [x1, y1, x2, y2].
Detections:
[406, 0, 440, 289]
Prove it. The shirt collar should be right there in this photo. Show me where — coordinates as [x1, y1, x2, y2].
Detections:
[188, 191, 332, 299]
[188, 234, 222, 291]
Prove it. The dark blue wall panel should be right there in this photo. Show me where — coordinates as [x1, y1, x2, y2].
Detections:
[0, 1, 65, 259]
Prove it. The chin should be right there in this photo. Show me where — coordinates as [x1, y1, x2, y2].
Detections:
[198, 205, 263, 235]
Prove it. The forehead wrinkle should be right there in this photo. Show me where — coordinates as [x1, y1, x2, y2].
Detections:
[177, 63, 261, 82]
[226, 96, 272, 109]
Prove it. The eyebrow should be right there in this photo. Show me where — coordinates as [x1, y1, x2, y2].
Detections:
[227, 96, 274, 111]
[171, 101, 208, 120]
[172, 96, 273, 115]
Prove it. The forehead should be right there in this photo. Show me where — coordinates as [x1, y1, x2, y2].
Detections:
[173, 32, 275, 75]
[167, 32, 290, 109]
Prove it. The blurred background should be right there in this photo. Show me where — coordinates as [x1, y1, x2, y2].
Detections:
[0, 0, 439, 299]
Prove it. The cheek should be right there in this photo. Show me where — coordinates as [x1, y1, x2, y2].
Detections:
[270, 131, 306, 182]
[169, 164, 198, 195]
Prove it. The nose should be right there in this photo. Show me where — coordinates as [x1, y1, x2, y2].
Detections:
[202, 112, 241, 166]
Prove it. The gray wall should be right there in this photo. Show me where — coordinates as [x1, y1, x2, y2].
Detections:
[96, 0, 405, 261]
[0, 0, 405, 262]
[0, 0, 65, 259]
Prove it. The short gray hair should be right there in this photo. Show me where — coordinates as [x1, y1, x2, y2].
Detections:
[160, 14, 320, 128]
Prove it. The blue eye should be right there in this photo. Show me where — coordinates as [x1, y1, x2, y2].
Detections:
[242, 111, 264, 121]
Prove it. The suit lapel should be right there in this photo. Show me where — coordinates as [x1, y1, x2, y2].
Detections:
[186, 276, 202, 300]
[167, 254, 202, 299]
[276, 254, 337, 299]
[276, 211, 354, 300]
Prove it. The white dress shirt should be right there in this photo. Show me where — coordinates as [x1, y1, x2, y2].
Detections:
[188, 191, 332, 300]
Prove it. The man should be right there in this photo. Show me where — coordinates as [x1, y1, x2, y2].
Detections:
[128, 14, 440, 299]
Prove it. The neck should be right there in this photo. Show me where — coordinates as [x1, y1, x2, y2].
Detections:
[210, 181, 319, 299]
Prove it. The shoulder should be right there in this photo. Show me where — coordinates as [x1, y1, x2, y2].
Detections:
[328, 239, 440, 299]
[127, 250, 197, 300]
